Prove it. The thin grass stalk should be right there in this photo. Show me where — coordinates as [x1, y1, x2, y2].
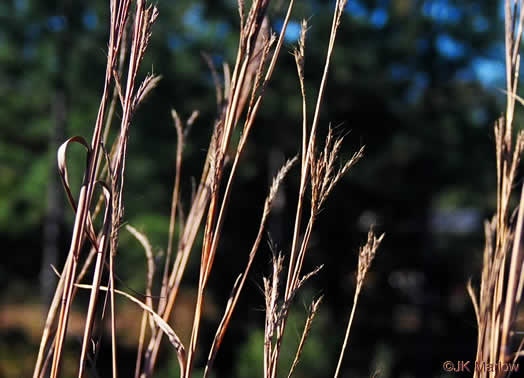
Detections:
[265, 263, 323, 378]
[203, 38, 274, 296]
[36, 220, 109, 378]
[89, 28, 128, 233]
[183, 2, 304, 375]
[71, 282, 186, 374]
[35, 1, 161, 376]
[285, 0, 348, 300]
[467, 280, 481, 329]
[201, 27, 282, 290]
[514, 229, 524, 309]
[33, 252, 70, 378]
[263, 253, 284, 378]
[202, 52, 224, 111]
[471, 2, 524, 377]
[135, 310, 149, 378]
[110, 3, 160, 375]
[141, 168, 212, 375]
[203, 157, 297, 378]
[333, 290, 359, 378]
[107, 4, 144, 376]
[267, 3, 349, 376]
[158, 110, 186, 315]
[50, 175, 87, 377]
[78, 184, 112, 378]
[288, 215, 315, 296]
[286, 296, 322, 378]
[500, 186, 524, 361]
[39, 333, 56, 378]
[40, 2, 130, 375]
[142, 177, 211, 376]
[126, 225, 156, 378]
[334, 230, 382, 377]
[109, 243, 118, 378]
[140, 132, 216, 372]
[294, 20, 308, 170]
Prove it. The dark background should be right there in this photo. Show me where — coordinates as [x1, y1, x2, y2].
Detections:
[0, 0, 516, 377]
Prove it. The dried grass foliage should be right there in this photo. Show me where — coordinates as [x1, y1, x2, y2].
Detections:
[334, 230, 383, 378]
[33, 1, 382, 377]
[468, 1, 524, 377]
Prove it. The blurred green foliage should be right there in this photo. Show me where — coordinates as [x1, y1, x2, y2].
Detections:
[235, 302, 332, 377]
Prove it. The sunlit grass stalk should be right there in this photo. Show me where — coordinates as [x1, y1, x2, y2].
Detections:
[203, 157, 298, 378]
[266, 2, 364, 376]
[35, 1, 130, 375]
[334, 231, 383, 378]
[142, 1, 300, 376]
[33, 1, 159, 377]
[468, 1, 524, 377]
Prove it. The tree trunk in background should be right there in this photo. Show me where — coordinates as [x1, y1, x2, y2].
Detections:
[41, 89, 66, 306]
[40, 0, 71, 307]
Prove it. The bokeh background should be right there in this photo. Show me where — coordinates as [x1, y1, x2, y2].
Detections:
[0, 0, 516, 377]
